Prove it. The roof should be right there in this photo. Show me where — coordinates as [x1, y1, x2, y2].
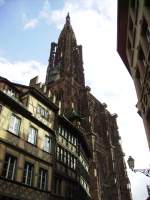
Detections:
[117, 0, 131, 74]
[0, 76, 59, 112]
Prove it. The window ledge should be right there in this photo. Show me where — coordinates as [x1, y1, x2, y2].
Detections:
[7, 130, 20, 138]
[42, 149, 53, 155]
[26, 141, 37, 147]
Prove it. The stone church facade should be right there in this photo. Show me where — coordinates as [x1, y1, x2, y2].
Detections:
[43, 14, 132, 200]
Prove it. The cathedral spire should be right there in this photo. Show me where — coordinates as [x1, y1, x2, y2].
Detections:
[45, 13, 85, 86]
[66, 12, 70, 25]
[45, 14, 86, 115]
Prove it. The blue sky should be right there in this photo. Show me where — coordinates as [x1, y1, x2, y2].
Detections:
[0, 0, 150, 199]
[0, 0, 64, 62]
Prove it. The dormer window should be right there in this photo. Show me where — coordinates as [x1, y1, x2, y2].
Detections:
[3, 88, 16, 98]
[8, 89, 15, 97]
[37, 105, 49, 120]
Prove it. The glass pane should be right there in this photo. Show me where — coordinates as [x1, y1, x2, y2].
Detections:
[57, 147, 60, 160]
[2, 154, 16, 180]
[37, 106, 40, 113]
[44, 136, 51, 152]
[38, 168, 48, 190]
[23, 162, 33, 186]
[14, 117, 20, 135]
[28, 127, 37, 144]
[9, 115, 15, 132]
[9, 115, 20, 135]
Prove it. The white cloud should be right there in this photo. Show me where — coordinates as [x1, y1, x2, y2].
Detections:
[39, 0, 51, 23]
[0, 57, 46, 84]
[22, 13, 39, 30]
[23, 18, 39, 30]
[22, 0, 51, 30]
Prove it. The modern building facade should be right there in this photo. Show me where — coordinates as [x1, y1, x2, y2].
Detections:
[117, 0, 150, 149]
[0, 14, 132, 200]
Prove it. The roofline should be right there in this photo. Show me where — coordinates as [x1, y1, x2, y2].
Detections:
[0, 76, 59, 112]
[0, 76, 21, 92]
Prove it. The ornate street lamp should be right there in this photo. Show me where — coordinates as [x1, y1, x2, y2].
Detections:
[127, 156, 150, 177]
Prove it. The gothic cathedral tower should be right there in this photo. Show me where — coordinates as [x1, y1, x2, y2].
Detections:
[45, 14, 132, 200]
[45, 14, 88, 119]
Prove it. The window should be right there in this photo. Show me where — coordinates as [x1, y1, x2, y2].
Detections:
[73, 158, 77, 170]
[57, 146, 60, 160]
[28, 126, 37, 145]
[56, 146, 76, 170]
[79, 154, 89, 172]
[64, 151, 67, 164]
[58, 125, 61, 133]
[64, 129, 68, 139]
[73, 138, 77, 146]
[9, 114, 21, 135]
[40, 107, 45, 117]
[80, 176, 89, 195]
[3, 88, 16, 98]
[61, 127, 64, 136]
[37, 105, 49, 119]
[38, 168, 48, 190]
[23, 162, 34, 186]
[67, 153, 70, 166]
[43, 135, 52, 153]
[68, 133, 71, 142]
[2, 154, 16, 180]
[7, 89, 15, 97]
[70, 156, 74, 169]
[60, 148, 63, 162]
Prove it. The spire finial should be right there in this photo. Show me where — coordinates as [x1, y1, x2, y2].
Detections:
[66, 12, 70, 24]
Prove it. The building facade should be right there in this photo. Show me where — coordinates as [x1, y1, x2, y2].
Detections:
[0, 76, 58, 199]
[117, 0, 150, 149]
[0, 14, 132, 200]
